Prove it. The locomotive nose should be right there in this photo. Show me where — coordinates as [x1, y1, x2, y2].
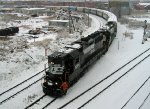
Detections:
[42, 80, 68, 97]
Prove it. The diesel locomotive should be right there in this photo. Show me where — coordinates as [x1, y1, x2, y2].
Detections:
[42, 7, 117, 97]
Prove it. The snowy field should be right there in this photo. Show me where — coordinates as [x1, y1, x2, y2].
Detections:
[0, 11, 150, 109]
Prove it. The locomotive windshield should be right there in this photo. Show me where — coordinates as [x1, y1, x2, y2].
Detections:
[48, 58, 64, 75]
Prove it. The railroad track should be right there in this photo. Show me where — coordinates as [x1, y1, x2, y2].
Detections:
[24, 48, 150, 109]
[24, 94, 57, 109]
[77, 55, 150, 109]
[25, 94, 46, 109]
[0, 68, 48, 105]
[121, 76, 150, 109]
[42, 98, 57, 109]
[55, 48, 150, 109]
[138, 91, 150, 109]
[1, 48, 150, 109]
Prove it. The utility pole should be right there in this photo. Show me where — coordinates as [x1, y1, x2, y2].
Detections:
[88, 9, 89, 27]
[68, 1, 71, 34]
[143, 20, 147, 36]
[84, 0, 86, 8]
[69, 10, 71, 34]
[84, 0, 90, 27]
[142, 20, 147, 44]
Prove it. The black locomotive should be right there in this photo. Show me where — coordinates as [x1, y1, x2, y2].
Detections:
[42, 20, 117, 97]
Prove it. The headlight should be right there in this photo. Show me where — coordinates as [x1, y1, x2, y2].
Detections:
[50, 62, 54, 64]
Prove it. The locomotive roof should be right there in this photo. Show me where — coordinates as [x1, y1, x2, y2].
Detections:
[48, 51, 68, 59]
[48, 43, 80, 59]
[65, 43, 81, 49]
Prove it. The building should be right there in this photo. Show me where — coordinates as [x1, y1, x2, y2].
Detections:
[135, 2, 150, 10]
[109, 0, 131, 18]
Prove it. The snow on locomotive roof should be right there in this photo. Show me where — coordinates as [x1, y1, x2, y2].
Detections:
[49, 20, 69, 23]
[97, 9, 117, 22]
[65, 43, 81, 49]
[59, 43, 81, 54]
[59, 47, 74, 54]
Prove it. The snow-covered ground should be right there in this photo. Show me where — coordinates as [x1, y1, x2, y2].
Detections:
[128, 17, 150, 23]
[0, 11, 150, 109]
[0, 12, 90, 92]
